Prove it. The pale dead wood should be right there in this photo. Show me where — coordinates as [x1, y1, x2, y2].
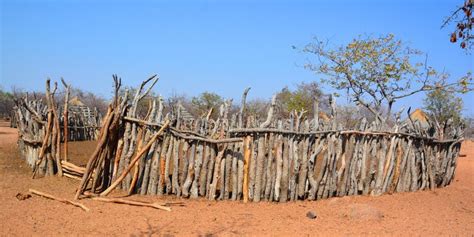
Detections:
[90, 197, 171, 212]
[100, 120, 170, 197]
[61, 160, 86, 173]
[61, 78, 71, 162]
[29, 189, 89, 212]
[63, 173, 83, 181]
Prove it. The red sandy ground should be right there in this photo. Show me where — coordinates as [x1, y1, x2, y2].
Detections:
[1, 126, 473, 236]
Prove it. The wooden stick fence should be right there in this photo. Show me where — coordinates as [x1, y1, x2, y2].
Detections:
[13, 79, 101, 177]
[72, 78, 464, 202]
[11, 77, 464, 202]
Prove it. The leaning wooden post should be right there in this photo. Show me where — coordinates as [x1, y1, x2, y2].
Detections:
[243, 135, 251, 203]
[61, 78, 70, 162]
[50, 81, 63, 177]
[100, 120, 170, 197]
[74, 106, 114, 199]
[31, 105, 53, 178]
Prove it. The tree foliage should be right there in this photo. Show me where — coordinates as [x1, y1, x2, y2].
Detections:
[443, 0, 473, 49]
[0, 88, 14, 119]
[423, 88, 463, 125]
[464, 116, 474, 138]
[275, 81, 326, 118]
[245, 98, 271, 121]
[191, 91, 224, 118]
[301, 34, 473, 123]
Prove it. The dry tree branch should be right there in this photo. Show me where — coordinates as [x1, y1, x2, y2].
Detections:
[29, 189, 89, 212]
[90, 197, 171, 211]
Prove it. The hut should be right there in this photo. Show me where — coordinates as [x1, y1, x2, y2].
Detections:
[63, 96, 101, 141]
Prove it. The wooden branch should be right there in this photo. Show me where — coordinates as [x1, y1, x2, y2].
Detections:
[63, 173, 82, 181]
[61, 160, 86, 173]
[239, 87, 251, 128]
[229, 128, 463, 144]
[229, 128, 338, 135]
[208, 145, 228, 200]
[123, 116, 243, 144]
[29, 189, 89, 212]
[90, 197, 171, 211]
[50, 81, 63, 177]
[206, 107, 214, 120]
[60, 125, 102, 129]
[123, 116, 204, 138]
[32, 101, 54, 178]
[259, 94, 276, 128]
[20, 99, 46, 125]
[139, 75, 159, 100]
[170, 130, 243, 144]
[313, 97, 319, 131]
[74, 106, 111, 194]
[61, 78, 70, 162]
[19, 137, 42, 145]
[100, 120, 170, 197]
[243, 135, 251, 203]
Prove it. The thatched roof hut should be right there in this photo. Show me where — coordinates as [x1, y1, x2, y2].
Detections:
[408, 108, 430, 129]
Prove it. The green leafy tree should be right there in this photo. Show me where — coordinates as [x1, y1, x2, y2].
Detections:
[300, 34, 472, 124]
[276, 81, 325, 117]
[423, 88, 463, 125]
[0, 88, 14, 119]
[191, 91, 223, 118]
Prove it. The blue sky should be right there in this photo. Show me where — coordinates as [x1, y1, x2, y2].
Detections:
[1, 0, 473, 115]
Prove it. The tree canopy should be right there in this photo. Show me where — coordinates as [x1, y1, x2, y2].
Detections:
[191, 91, 224, 118]
[0, 88, 14, 118]
[423, 88, 463, 125]
[275, 81, 326, 118]
[301, 34, 473, 124]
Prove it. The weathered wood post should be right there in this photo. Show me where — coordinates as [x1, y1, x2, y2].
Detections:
[253, 95, 276, 202]
[61, 78, 70, 162]
[243, 135, 251, 203]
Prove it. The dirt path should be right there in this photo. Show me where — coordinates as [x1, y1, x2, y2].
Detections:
[1, 126, 473, 236]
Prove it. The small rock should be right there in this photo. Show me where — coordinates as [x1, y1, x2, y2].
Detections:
[306, 211, 317, 219]
[16, 192, 31, 201]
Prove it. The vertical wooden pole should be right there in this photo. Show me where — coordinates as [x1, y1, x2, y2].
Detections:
[254, 134, 266, 202]
[61, 79, 70, 162]
[243, 135, 251, 203]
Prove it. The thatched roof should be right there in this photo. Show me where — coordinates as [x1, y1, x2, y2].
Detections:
[409, 108, 430, 128]
[69, 96, 85, 107]
[318, 111, 330, 122]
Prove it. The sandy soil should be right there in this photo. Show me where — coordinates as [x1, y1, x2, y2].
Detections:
[1, 126, 473, 236]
